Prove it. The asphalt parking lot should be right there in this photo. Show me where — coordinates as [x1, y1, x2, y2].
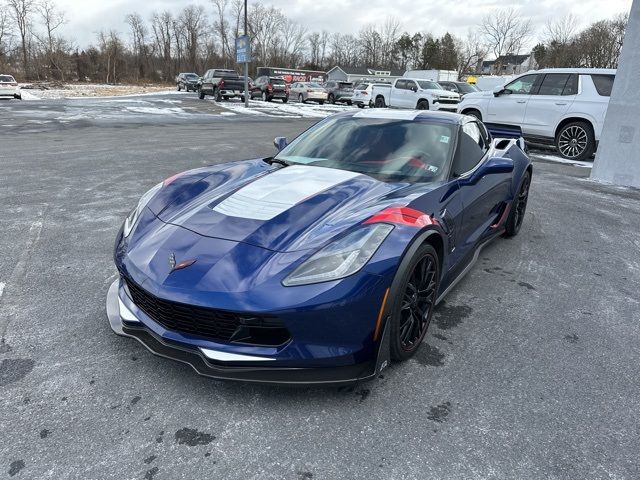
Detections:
[1, 94, 639, 480]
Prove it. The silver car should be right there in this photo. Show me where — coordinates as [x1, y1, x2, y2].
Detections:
[0, 74, 21, 100]
[290, 82, 328, 104]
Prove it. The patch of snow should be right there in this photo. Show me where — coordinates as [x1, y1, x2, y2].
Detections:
[20, 90, 41, 101]
[124, 106, 185, 115]
[216, 98, 354, 118]
[532, 154, 593, 169]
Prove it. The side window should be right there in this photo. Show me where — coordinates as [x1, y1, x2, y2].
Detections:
[405, 80, 417, 91]
[537, 74, 571, 96]
[591, 74, 615, 96]
[395, 80, 407, 90]
[505, 74, 538, 94]
[452, 123, 488, 176]
[563, 74, 578, 95]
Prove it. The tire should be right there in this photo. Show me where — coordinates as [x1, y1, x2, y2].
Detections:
[318, 101, 324, 105]
[15, 94, 22, 100]
[346, 100, 352, 106]
[298, 94, 305, 104]
[199, 90, 205, 100]
[214, 88, 222, 102]
[555, 121, 595, 161]
[328, 94, 335, 104]
[223, 96, 230, 100]
[389, 244, 440, 362]
[463, 109, 482, 121]
[374, 96, 386, 108]
[503, 171, 531, 237]
[357, 104, 365, 109]
[177, 84, 182, 91]
[282, 97, 288, 103]
[417, 100, 429, 110]
[262, 91, 269, 102]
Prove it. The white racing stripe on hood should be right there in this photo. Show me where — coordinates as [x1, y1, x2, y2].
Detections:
[353, 109, 422, 121]
[212, 165, 361, 221]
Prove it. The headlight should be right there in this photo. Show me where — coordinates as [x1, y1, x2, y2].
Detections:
[123, 182, 163, 237]
[283, 224, 393, 286]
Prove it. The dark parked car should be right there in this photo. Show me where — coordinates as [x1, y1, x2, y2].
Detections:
[199, 69, 246, 101]
[438, 81, 480, 96]
[250, 76, 289, 103]
[325, 81, 354, 105]
[176, 73, 200, 92]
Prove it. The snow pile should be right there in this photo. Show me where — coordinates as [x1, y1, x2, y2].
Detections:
[216, 98, 354, 118]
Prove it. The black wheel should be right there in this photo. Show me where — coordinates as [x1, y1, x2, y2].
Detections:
[214, 88, 222, 102]
[374, 96, 386, 108]
[357, 104, 365, 109]
[328, 94, 335, 104]
[346, 100, 352, 106]
[318, 101, 324, 105]
[15, 94, 22, 100]
[298, 94, 305, 103]
[199, 89, 205, 100]
[262, 91, 269, 102]
[177, 84, 182, 91]
[282, 97, 288, 103]
[417, 100, 429, 110]
[390, 244, 440, 361]
[504, 171, 531, 237]
[223, 96, 230, 100]
[556, 121, 595, 161]
[464, 109, 482, 121]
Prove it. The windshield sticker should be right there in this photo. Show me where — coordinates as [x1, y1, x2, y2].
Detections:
[440, 136, 450, 144]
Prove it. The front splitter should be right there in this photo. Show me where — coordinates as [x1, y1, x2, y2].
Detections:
[106, 279, 383, 385]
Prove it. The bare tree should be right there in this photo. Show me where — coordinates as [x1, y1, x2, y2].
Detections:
[126, 12, 148, 81]
[35, 0, 68, 80]
[457, 30, 488, 76]
[151, 11, 173, 80]
[544, 14, 577, 45]
[0, 9, 14, 61]
[179, 5, 206, 72]
[480, 8, 532, 72]
[212, 0, 231, 66]
[8, 0, 36, 76]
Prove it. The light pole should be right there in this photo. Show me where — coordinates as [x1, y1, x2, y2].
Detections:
[243, 0, 249, 108]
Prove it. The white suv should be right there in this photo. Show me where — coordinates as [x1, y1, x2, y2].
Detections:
[457, 68, 616, 160]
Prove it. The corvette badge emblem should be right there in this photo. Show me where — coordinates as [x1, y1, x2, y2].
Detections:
[168, 253, 196, 273]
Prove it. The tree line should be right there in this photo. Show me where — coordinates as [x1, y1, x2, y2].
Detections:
[0, 0, 628, 83]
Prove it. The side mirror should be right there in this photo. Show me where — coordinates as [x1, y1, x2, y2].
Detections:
[411, 86, 418, 92]
[493, 86, 512, 97]
[274, 136, 288, 152]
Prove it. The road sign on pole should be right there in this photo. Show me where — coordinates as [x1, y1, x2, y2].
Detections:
[236, 35, 251, 64]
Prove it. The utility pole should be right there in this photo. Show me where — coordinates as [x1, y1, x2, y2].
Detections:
[244, 0, 249, 108]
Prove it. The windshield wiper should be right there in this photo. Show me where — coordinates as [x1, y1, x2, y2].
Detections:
[263, 157, 290, 167]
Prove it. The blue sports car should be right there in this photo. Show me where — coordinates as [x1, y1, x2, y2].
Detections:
[106, 110, 532, 385]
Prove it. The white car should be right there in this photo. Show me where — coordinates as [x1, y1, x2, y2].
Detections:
[289, 82, 327, 104]
[0, 74, 21, 100]
[457, 68, 616, 160]
[372, 78, 460, 111]
[351, 83, 391, 108]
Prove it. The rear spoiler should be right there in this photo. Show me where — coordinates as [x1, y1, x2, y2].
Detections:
[485, 123, 526, 152]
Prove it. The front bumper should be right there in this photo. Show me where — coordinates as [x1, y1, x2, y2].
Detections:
[106, 279, 388, 385]
[433, 101, 459, 112]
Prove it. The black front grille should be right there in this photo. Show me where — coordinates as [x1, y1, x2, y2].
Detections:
[438, 99, 459, 105]
[124, 278, 291, 347]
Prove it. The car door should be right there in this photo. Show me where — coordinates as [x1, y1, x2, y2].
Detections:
[487, 74, 540, 126]
[392, 79, 407, 107]
[403, 80, 419, 109]
[522, 73, 578, 138]
[452, 121, 511, 260]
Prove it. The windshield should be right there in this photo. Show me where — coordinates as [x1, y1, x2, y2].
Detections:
[458, 83, 479, 94]
[338, 82, 353, 89]
[355, 84, 370, 90]
[417, 81, 442, 90]
[275, 116, 455, 183]
[0, 75, 15, 82]
[185, 73, 199, 79]
[308, 82, 323, 88]
[271, 78, 286, 85]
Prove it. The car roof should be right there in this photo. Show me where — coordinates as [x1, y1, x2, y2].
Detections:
[336, 109, 465, 125]
[525, 68, 616, 75]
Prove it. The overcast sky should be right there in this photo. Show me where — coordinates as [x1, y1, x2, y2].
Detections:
[55, 0, 632, 49]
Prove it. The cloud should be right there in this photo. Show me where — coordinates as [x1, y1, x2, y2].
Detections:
[55, 0, 632, 48]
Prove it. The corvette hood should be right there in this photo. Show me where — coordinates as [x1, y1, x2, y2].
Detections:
[155, 164, 426, 253]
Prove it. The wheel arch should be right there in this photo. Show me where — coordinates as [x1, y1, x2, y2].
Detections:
[461, 107, 483, 119]
[554, 116, 596, 141]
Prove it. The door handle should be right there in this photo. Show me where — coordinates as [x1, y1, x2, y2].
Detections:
[516, 100, 526, 104]
[555, 102, 568, 106]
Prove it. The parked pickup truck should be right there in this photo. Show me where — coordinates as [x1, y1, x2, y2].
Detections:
[199, 69, 246, 101]
[372, 78, 460, 111]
